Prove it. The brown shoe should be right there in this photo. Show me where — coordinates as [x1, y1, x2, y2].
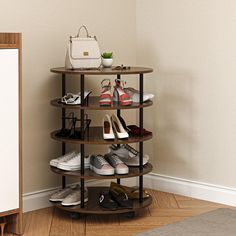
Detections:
[110, 182, 149, 200]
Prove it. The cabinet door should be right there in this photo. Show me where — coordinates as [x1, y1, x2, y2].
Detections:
[0, 49, 19, 212]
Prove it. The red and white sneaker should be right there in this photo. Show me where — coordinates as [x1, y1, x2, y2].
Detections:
[113, 79, 132, 106]
[99, 79, 112, 106]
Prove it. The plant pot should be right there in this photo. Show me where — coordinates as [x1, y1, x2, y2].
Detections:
[102, 58, 113, 68]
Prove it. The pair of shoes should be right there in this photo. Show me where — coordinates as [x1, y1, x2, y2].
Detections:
[55, 112, 91, 139]
[123, 87, 154, 103]
[110, 182, 150, 200]
[49, 184, 88, 206]
[61, 91, 91, 105]
[99, 189, 133, 210]
[103, 114, 128, 139]
[50, 151, 90, 171]
[99, 79, 132, 106]
[90, 154, 129, 175]
[108, 144, 149, 166]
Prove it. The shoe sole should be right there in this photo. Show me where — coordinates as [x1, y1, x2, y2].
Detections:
[115, 168, 129, 175]
[61, 197, 89, 206]
[57, 164, 90, 171]
[90, 164, 114, 175]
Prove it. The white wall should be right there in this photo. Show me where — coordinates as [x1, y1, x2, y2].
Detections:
[137, 0, 236, 188]
[0, 0, 136, 193]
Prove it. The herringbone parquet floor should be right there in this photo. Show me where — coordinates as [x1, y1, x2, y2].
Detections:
[5, 189, 233, 236]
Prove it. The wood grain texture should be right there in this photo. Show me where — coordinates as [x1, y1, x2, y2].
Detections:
[50, 163, 152, 179]
[51, 97, 153, 110]
[0, 33, 20, 48]
[50, 67, 153, 75]
[54, 187, 152, 215]
[23, 208, 53, 236]
[51, 127, 152, 145]
[21, 189, 231, 236]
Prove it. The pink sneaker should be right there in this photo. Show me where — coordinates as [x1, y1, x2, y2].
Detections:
[90, 154, 115, 175]
[105, 153, 129, 175]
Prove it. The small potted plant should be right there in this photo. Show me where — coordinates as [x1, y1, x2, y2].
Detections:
[101, 52, 113, 68]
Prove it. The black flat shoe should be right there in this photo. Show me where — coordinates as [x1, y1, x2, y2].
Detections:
[99, 191, 118, 211]
[109, 189, 133, 209]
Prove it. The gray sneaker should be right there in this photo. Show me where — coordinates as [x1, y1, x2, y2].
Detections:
[61, 187, 88, 206]
[90, 154, 114, 175]
[104, 153, 129, 174]
[49, 184, 79, 202]
[108, 144, 149, 166]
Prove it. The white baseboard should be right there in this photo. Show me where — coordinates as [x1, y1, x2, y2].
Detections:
[23, 178, 137, 213]
[144, 173, 236, 207]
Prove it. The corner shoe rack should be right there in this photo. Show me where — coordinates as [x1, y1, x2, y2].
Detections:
[50, 66, 153, 216]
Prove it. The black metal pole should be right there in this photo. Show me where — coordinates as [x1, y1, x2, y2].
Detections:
[80, 74, 85, 208]
[117, 74, 121, 185]
[62, 74, 66, 189]
[139, 73, 144, 202]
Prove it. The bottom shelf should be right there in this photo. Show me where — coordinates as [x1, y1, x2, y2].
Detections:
[54, 186, 152, 215]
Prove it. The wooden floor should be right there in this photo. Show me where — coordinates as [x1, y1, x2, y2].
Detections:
[5, 189, 233, 236]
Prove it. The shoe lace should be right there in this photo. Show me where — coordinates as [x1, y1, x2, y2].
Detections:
[58, 151, 76, 161]
[124, 144, 138, 156]
[111, 154, 123, 164]
[67, 153, 81, 162]
[96, 155, 108, 165]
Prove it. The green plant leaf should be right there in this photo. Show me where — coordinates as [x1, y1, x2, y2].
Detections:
[101, 52, 113, 58]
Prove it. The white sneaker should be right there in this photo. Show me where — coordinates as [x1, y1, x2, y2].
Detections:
[61, 187, 89, 206]
[49, 184, 80, 202]
[57, 153, 90, 171]
[50, 151, 77, 167]
[108, 144, 149, 166]
[124, 87, 154, 103]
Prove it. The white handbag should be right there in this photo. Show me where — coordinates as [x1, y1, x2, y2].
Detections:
[65, 25, 101, 69]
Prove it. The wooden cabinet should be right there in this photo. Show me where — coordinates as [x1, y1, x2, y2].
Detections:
[0, 33, 22, 235]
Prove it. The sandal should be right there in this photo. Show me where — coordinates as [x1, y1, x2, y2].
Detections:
[113, 79, 132, 106]
[61, 91, 91, 105]
[99, 79, 112, 106]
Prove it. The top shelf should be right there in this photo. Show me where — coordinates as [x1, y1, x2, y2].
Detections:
[50, 66, 153, 75]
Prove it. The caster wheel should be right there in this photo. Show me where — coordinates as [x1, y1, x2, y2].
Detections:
[70, 212, 80, 220]
[126, 211, 135, 218]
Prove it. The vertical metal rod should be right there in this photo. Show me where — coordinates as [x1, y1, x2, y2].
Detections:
[117, 74, 121, 119]
[116, 74, 121, 184]
[139, 74, 144, 202]
[62, 74, 66, 189]
[80, 74, 85, 208]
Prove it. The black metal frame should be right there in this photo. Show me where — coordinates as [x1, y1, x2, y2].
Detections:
[60, 72, 145, 207]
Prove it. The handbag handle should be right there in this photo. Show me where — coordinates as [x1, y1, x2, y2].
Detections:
[76, 25, 90, 38]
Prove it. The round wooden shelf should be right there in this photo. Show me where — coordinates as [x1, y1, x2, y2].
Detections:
[50, 97, 153, 110]
[50, 163, 152, 179]
[50, 66, 153, 75]
[51, 127, 152, 145]
[54, 186, 152, 215]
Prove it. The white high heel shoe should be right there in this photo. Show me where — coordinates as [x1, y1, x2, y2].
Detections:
[103, 114, 115, 139]
[111, 114, 129, 139]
